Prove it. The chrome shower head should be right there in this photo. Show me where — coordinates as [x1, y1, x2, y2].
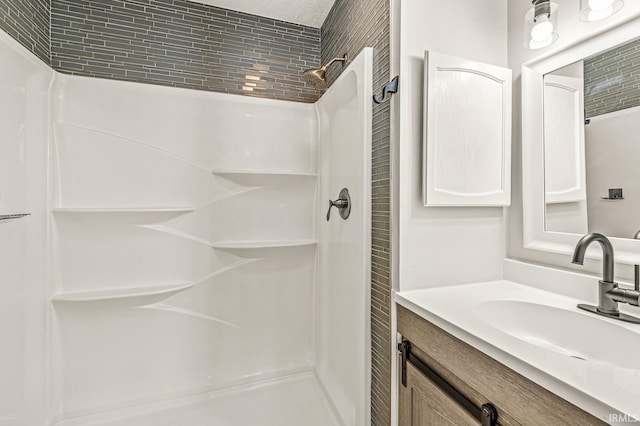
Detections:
[303, 55, 347, 89]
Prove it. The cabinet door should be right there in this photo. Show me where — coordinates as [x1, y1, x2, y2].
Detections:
[543, 74, 586, 204]
[399, 362, 480, 426]
[423, 51, 512, 206]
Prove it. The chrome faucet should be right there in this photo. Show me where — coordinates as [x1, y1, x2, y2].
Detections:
[572, 233, 640, 324]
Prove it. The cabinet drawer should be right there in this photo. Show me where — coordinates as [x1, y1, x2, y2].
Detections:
[397, 305, 605, 426]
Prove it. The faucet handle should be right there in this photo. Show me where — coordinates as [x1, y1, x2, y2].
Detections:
[326, 199, 347, 221]
[608, 286, 640, 307]
[326, 188, 351, 222]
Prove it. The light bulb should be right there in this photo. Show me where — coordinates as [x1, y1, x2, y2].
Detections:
[588, 6, 613, 20]
[580, 0, 623, 21]
[588, 0, 614, 11]
[531, 15, 553, 42]
[529, 35, 554, 50]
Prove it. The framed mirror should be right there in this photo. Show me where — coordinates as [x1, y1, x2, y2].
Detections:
[522, 11, 640, 264]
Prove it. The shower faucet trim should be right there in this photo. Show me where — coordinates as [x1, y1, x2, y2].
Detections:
[572, 233, 640, 324]
[326, 188, 351, 222]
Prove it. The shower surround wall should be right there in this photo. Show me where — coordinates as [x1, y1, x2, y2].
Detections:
[0, 1, 389, 423]
[50, 0, 322, 103]
[49, 74, 322, 421]
[48, 1, 394, 422]
[0, 20, 376, 423]
[0, 0, 50, 63]
[0, 29, 52, 426]
[322, 1, 392, 424]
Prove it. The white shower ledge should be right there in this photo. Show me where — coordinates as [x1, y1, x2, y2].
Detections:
[211, 239, 318, 249]
[211, 169, 317, 177]
[395, 280, 640, 425]
[52, 207, 195, 213]
[52, 282, 194, 303]
[52, 207, 195, 223]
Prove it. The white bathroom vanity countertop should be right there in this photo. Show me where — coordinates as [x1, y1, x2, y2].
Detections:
[395, 280, 640, 425]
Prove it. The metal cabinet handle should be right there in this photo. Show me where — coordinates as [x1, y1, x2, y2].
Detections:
[399, 340, 499, 426]
[326, 188, 351, 222]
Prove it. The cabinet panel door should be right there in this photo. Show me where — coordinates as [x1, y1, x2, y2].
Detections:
[423, 51, 512, 206]
[399, 362, 480, 426]
[543, 74, 586, 204]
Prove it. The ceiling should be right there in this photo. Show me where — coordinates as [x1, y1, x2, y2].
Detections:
[190, 0, 336, 28]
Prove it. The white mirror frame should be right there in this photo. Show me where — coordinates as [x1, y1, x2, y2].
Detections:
[522, 11, 640, 265]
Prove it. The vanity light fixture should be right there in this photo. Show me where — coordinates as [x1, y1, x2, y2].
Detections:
[524, 0, 560, 50]
[579, 0, 624, 22]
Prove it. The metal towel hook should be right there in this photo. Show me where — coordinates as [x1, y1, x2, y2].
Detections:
[373, 76, 399, 104]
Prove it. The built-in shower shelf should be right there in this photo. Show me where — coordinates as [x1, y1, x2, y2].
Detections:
[211, 169, 317, 177]
[52, 207, 195, 214]
[51, 282, 194, 303]
[52, 207, 195, 222]
[211, 239, 318, 249]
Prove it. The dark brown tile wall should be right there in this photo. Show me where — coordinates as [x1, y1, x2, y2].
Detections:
[0, 0, 50, 63]
[584, 37, 640, 118]
[321, 1, 391, 425]
[50, 0, 322, 103]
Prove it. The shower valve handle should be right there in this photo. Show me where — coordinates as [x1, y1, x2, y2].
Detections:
[326, 188, 351, 222]
[326, 199, 348, 221]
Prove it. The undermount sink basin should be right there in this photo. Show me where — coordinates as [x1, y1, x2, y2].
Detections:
[475, 300, 640, 370]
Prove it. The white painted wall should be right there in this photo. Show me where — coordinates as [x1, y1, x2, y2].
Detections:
[395, 0, 509, 291]
[585, 106, 640, 239]
[507, 0, 640, 279]
[546, 201, 589, 234]
[0, 31, 53, 426]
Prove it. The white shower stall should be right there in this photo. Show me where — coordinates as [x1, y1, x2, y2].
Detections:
[0, 27, 372, 426]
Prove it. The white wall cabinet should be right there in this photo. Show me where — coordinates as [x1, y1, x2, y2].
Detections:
[543, 74, 586, 204]
[423, 51, 512, 206]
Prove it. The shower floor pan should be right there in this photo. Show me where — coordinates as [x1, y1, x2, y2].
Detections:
[57, 372, 340, 426]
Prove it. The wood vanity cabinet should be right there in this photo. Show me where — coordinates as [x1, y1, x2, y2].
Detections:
[397, 305, 606, 426]
[401, 361, 480, 425]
